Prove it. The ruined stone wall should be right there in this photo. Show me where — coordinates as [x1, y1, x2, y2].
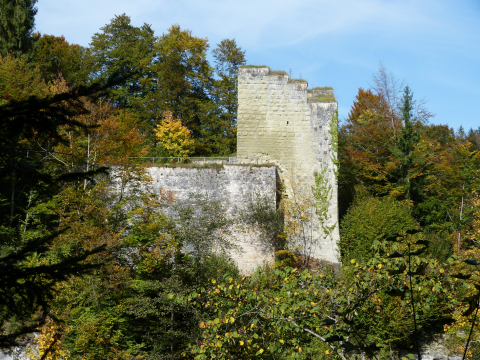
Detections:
[145, 165, 277, 273]
[237, 67, 339, 264]
[237, 68, 313, 179]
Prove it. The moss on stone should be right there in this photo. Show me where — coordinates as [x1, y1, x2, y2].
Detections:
[241, 65, 269, 68]
[308, 94, 337, 102]
[288, 78, 307, 83]
[308, 86, 333, 91]
[269, 70, 288, 76]
[232, 163, 276, 167]
[149, 163, 224, 169]
[149, 163, 276, 169]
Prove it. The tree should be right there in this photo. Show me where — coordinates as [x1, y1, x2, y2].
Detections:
[182, 265, 375, 360]
[89, 14, 156, 111]
[339, 88, 399, 198]
[0, 55, 132, 346]
[422, 124, 455, 147]
[445, 195, 480, 357]
[211, 39, 246, 155]
[392, 86, 423, 203]
[33, 33, 93, 85]
[370, 62, 403, 140]
[51, 185, 237, 359]
[0, 55, 56, 232]
[457, 125, 466, 141]
[152, 25, 217, 155]
[419, 141, 480, 247]
[154, 111, 194, 157]
[182, 227, 456, 360]
[0, 0, 37, 59]
[339, 190, 417, 264]
[371, 62, 433, 134]
[340, 83, 435, 210]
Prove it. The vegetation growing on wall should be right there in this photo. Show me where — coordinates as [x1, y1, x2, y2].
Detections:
[309, 86, 334, 91]
[270, 70, 288, 76]
[288, 78, 307, 83]
[308, 94, 337, 102]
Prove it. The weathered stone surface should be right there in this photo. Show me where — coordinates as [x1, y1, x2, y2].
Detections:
[0, 342, 38, 360]
[145, 165, 277, 273]
[237, 66, 339, 264]
[307, 88, 334, 98]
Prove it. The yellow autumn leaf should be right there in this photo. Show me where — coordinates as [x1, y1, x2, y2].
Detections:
[154, 111, 194, 157]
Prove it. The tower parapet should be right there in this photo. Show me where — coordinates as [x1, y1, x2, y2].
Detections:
[237, 66, 339, 264]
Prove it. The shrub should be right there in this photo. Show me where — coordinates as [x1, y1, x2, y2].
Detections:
[339, 190, 417, 264]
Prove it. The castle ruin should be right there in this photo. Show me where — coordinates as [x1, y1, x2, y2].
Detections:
[135, 65, 340, 272]
[237, 66, 339, 264]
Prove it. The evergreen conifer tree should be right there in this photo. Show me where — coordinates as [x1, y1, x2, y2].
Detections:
[393, 86, 423, 203]
[0, 0, 37, 59]
[211, 39, 246, 154]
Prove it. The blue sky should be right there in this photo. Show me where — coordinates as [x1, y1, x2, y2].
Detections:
[35, 0, 480, 130]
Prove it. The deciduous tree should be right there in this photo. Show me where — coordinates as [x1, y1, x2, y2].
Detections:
[152, 25, 218, 155]
[154, 111, 194, 158]
[33, 33, 93, 85]
[89, 14, 156, 111]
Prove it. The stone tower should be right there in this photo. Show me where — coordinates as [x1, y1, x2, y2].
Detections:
[237, 66, 339, 264]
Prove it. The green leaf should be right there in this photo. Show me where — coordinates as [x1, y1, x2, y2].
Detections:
[388, 265, 407, 275]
